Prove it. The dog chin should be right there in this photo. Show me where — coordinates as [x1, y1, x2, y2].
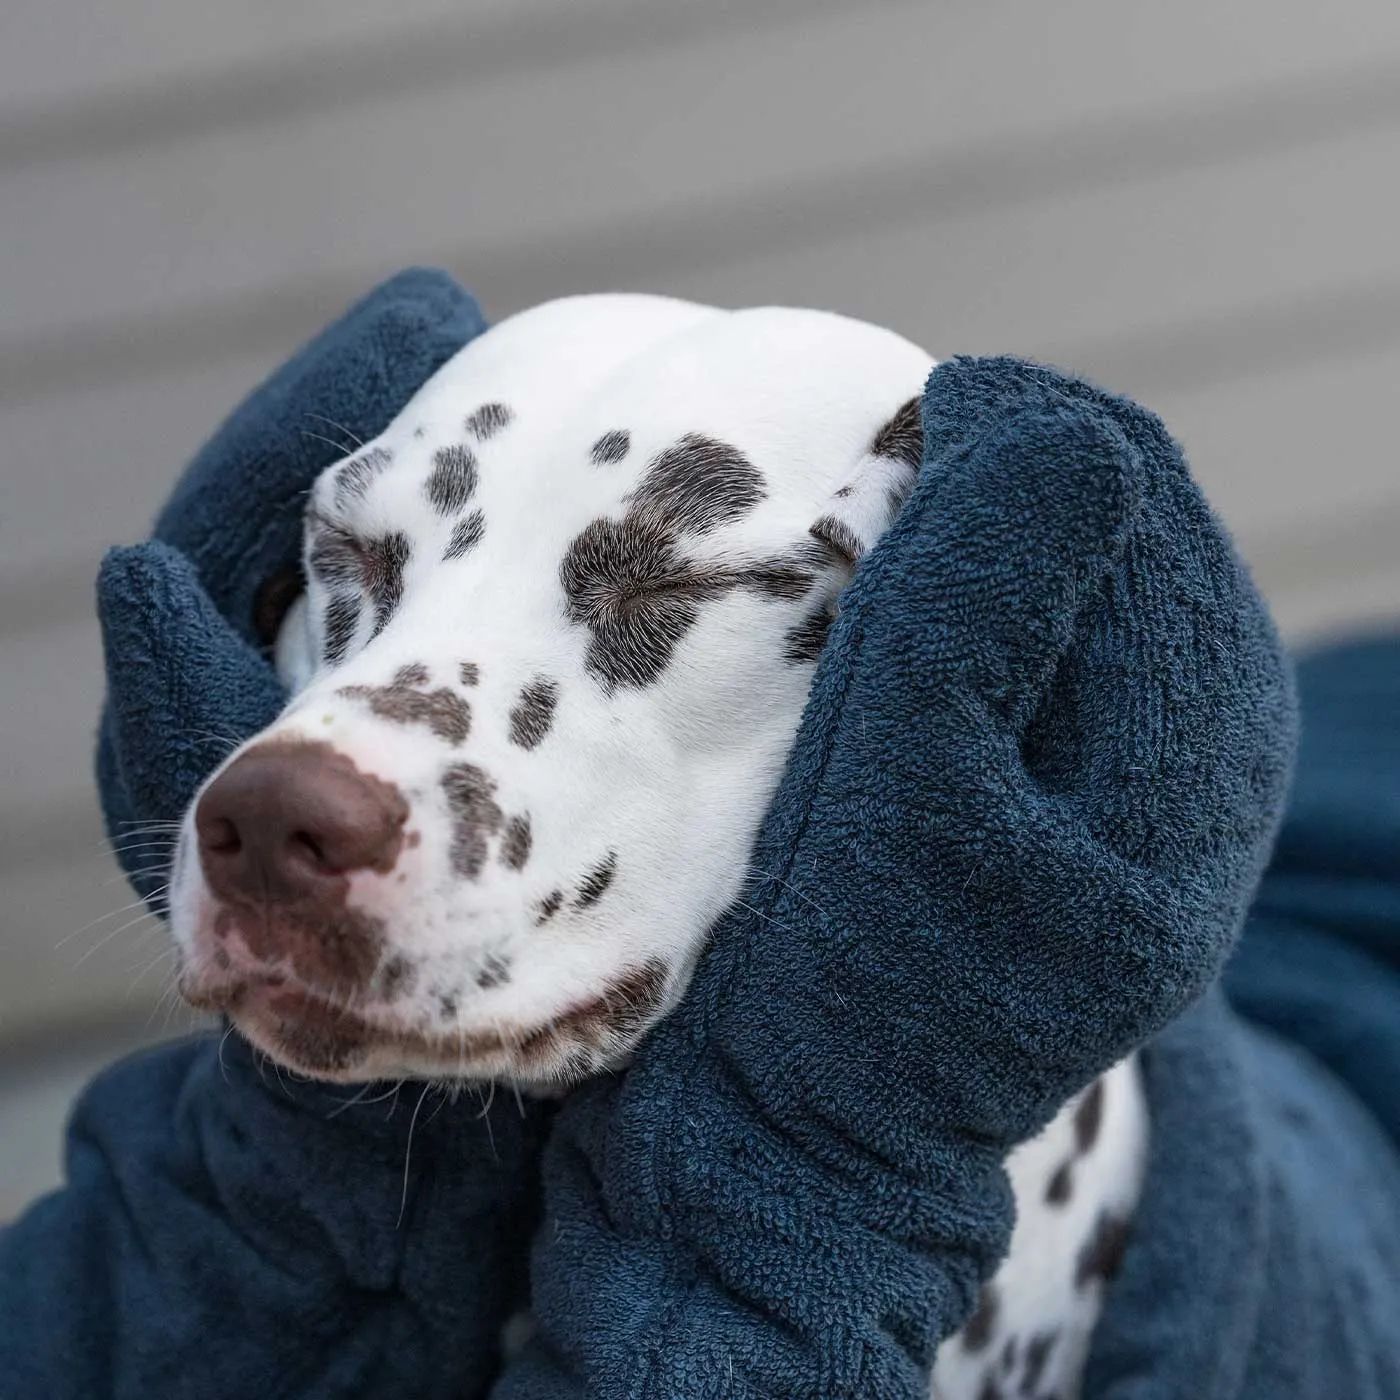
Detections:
[178, 963, 654, 1090]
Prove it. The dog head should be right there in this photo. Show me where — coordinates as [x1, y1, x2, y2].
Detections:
[168, 294, 932, 1086]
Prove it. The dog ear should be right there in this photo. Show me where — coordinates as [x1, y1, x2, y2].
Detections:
[808, 395, 925, 571]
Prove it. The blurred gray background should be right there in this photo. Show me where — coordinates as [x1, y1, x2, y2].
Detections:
[3, 0, 1399, 1215]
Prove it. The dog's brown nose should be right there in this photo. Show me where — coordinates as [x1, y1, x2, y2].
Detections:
[196, 740, 408, 903]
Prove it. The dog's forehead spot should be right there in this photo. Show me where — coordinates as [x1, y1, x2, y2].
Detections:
[394, 662, 430, 687]
[535, 889, 564, 925]
[466, 401, 514, 441]
[423, 443, 479, 516]
[561, 514, 829, 691]
[627, 432, 765, 535]
[560, 516, 701, 691]
[871, 395, 924, 470]
[442, 762, 504, 879]
[589, 429, 631, 465]
[333, 446, 394, 509]
[574, 852, 617, 909]
[509, 677, 559, 750]
[458, 661, 480, 687]
[444, 510, 486, 562]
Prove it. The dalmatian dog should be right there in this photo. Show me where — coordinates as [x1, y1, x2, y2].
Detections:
[167, 294, 1147, 1400]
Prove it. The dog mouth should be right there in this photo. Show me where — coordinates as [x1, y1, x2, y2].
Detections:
[177, 959, 671, 1086]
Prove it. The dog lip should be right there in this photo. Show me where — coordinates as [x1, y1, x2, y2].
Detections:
[178, 962, 656, 1084]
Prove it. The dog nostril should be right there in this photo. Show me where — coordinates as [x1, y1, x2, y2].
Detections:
[289, 830, 328, 868]
[201, 816, 243, 857]
[195, 739, 410, 904]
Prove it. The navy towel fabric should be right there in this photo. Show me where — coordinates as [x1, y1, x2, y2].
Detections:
[2, 272, 554, 1400]
[492, 356, 1301, 1398]
[96, 267, 487, 909]
[0, 271, 1396, 1399]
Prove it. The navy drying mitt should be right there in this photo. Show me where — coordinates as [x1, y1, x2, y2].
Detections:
[493, 357, 1298, 1398]
[96, 268, 486, 905]
[83, 271, 552, 1400]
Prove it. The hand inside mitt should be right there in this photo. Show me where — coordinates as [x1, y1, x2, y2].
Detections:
[494, 357, 1297, 1400]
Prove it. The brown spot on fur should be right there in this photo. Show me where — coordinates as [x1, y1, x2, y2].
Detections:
[509, 677, 559, 750]
[264, 989, 373, 1075]
[537, 959, 668, 1048]
[339, 680, 471, 746]
[458, 661, 480, 687]
[214, 898, 388, 996]
[378, 953, 415, 999]
[476, 953, 512, 989]
[627, 433, 765, 535]
[424, 444, 478, 515]
[536, 889, 564, 924]
[590, 429, 631, 465]
[871, 395, 924, 469]
[442, 763, 504, 878]
[334, 447, 394, 507]
[500, 814, 532, 870]
[1076, 1211, 1132, 1290]
[323, 593, 360, 665]
[561, 519, 829, 691]
[1021, 1329, 1059, 1394]
[307, 517, 410, 638]
[784, 606, 833, 663]
[366, 532, 410, 636]
[1074, 1078, 1105, 1154]
[1045, 1160, 1073, 1206]
[560, 516, 704, 690]
[961, 1283, 998, 1353]
[444, 510, 485, 561]
[574, 853, 617, 909]
[809, 513, 864, 567]
[394, 663, 430, 687]
[466, 402, 514, 440]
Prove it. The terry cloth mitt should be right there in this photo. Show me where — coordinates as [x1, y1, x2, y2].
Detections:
[1086, 632, 1400, 1398]
[96, 268, 485, 906]
[493, 356, 1299, 1399]
[0, 271, 550, 1400]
